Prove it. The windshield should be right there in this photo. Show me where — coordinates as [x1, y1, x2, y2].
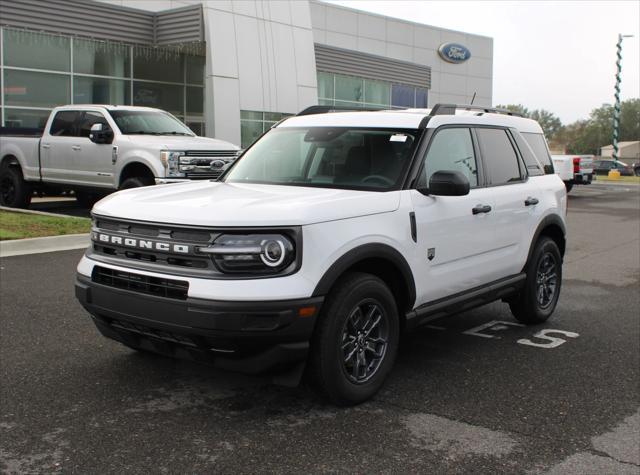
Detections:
[223, 127, 421, 191]
[108, 110, 194, 136]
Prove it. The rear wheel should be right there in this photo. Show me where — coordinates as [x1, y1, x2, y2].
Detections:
[564, 182, 573, 193]
[309, 272, 399, 405]
[0, 165, 31, 208]
[509, 237, 562, 324]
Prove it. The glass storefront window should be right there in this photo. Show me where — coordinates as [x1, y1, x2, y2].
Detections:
[186, 55, 205, 85]
[392, 84, 415, 108]
[3, 29, 70, 72]
[416, 88, 428, 108]
[3, 108, 51, 129]
[241, 111, 263, 121]
[241, 120, 264, 148]
[74, 39, 130, 77]
[133, 49, 183, 83]
[186, 86, 204, 115]
[133, 82, 183, 115]
[187, 122, 204, 136]
[364, 79, 390, 106]
[73, 77, 130, 105]
[4, 70, 69, 107]
[317, 72, 334, 101]
[335, 75, 363, 103]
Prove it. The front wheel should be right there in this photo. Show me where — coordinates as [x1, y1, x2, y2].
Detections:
[119, 176, 154, 190]
[309, 272, 399, 405]
[509, 237, 562, 324]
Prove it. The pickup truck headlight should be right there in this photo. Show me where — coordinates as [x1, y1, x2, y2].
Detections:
[199, 233, 296, 274]
[160, 151, 185, 177]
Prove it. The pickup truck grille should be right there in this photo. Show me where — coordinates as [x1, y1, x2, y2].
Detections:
[184, 150, 238, 158]
[180, 151, 237, 180]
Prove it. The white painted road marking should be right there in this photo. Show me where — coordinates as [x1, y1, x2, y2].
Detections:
[518, 329, 580, 348]
[462, 320, 525, 339]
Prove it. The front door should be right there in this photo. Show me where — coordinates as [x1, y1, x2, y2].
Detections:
[75, 111, 115, 188]
[410, 126, 498, 305]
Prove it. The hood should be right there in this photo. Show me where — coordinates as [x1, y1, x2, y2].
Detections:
[121, 135, 239, 151]
[93, 182, 401, 226]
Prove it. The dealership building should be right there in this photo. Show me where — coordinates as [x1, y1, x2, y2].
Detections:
[0, 0, 493, 147]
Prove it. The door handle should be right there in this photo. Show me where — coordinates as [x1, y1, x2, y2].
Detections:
[525, 197, 539, 206]
[472, 204, 492, 215]
[41, 143, 50, 149]
[72, 145, 81, 151]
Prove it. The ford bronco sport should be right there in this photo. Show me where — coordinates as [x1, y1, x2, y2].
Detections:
[75, 104, 567, 405]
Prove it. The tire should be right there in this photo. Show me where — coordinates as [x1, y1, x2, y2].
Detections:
[0, 165, 32, 208]
[119, 176, 154, 190]
[309, 272, 399, 406]
[564, 182, 573, 193]
[75, 191, 99, 208]
[509, 237, 562, 324]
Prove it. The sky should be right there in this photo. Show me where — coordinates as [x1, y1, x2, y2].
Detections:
[328, 0, 640, 124]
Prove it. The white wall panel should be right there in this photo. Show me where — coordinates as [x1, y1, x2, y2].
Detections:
[357, 13, 385, 40]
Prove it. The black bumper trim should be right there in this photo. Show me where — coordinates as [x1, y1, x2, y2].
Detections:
[76, 274, 323, 373]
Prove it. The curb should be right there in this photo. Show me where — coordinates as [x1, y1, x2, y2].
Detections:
[0, 233, 90, 257]
[0, 205, 85, 219]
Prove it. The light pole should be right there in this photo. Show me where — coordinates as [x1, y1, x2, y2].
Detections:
[612, 34, 634, 163]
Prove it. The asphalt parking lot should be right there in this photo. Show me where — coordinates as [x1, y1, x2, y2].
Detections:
[1, 182, 639, 474]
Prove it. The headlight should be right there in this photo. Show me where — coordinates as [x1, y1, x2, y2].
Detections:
[160, 151, 185, 177]
[199, 233, 296, 274]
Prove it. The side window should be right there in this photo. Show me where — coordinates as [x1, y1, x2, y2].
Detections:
[78, 111, 111, 138]
[475, 128, 522, 185]
[512, 130, 544, 176]
[417, 127, 478, 188]
[49, 111, 80, 136]
[522, 132, 554, 174]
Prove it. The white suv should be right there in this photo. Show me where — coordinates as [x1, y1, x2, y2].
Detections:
[75, 104, 567, 405]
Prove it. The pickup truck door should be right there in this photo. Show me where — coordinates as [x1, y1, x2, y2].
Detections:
[410, 126, 498, 304]
[42, 110, 81, 185]
[75, 111, 115, 188]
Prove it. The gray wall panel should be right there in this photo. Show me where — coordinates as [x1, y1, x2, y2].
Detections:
[314, 43, 431, 89]
[0, 0, 203, 46]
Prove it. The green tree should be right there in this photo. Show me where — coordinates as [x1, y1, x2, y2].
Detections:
[496, 104, 562, 139]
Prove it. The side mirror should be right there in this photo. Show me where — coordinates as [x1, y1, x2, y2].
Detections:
[419, 170, 470, 196]
[89, 123, 113, 144]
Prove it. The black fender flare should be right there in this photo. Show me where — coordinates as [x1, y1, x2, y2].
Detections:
[311, 243, 416, 310]
[525, 214, 567, 267]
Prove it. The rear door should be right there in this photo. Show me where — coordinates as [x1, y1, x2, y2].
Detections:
[42, 110, 81, 184]
[475, 127, 541, 277]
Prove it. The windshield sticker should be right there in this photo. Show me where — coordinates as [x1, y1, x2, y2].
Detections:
[390, 134, 407, 142]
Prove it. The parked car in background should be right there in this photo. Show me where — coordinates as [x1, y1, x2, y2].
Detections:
[551, 155, 593, 192]
[0, 105, 241, 208]
[592, 159, 635, 176]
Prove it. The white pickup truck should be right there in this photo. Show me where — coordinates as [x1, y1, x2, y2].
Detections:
[551, 154, 594, 192]
[0, 105, 240, 208]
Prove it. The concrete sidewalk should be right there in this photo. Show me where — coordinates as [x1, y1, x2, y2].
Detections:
[0, 233, 89, 257]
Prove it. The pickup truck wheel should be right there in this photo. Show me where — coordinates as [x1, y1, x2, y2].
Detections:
[0, 167, 32, 208]
[309, 272, 399, 406]
[564, 182, 573, 193]
[509, 237, 562, 324]
[120, 176, 153, 190]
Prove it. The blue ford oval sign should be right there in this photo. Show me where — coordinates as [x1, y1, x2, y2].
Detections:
[438, 43, 471, 64]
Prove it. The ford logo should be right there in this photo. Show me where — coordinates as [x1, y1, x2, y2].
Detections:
[438, 43, 471, 64]
[210, 160, 225, 169]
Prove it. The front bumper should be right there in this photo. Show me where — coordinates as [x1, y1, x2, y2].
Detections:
[75, 274, 323, 374]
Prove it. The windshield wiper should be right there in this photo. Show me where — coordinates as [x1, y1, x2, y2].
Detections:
[157, 131, 192, 136]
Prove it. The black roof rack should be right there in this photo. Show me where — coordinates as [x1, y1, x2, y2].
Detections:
[296, 105, 392, 116]
[429, 103, 525, 118]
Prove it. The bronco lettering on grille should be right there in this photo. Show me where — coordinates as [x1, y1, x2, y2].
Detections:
[92, 232, 190, 254]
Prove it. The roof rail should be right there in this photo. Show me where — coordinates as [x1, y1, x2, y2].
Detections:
[296, 105, 391, 116]
[429, 103, 525, 118]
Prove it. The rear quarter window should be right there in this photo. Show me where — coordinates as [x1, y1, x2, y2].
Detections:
[511, 131, 544, 176]
[522, 132, 554, 174]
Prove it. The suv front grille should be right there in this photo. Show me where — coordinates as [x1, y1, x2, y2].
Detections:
[92, 266, 189, 300]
